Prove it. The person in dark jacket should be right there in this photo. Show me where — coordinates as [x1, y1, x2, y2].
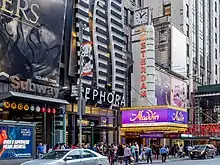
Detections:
[117, 144, 124, 165]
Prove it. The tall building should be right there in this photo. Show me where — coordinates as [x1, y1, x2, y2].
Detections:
[145, 0, 220, 123]
[145, 0, 219, 89]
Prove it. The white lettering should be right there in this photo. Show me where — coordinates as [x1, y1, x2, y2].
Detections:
[99, 90, 106, 103]
[85, 88, 91, 100]
[92, 89, 98, 100]
[115, 94, 120, 106]
[107, 93, 114, 104]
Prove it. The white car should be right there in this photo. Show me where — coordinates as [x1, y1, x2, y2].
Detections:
[20, 149, 109, 165]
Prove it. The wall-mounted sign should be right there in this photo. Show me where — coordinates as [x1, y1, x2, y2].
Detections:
[72, 85, 125, 107]
[9, 75, 59, 98]
[140, 27, 147, 98]
[121, 107, 188, 127]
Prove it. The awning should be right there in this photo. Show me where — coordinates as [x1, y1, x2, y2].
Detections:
[0, 91, 69, 106]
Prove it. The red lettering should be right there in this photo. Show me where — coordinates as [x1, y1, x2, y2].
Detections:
[141, 50, 146, 58]
[141, 58, 146, 65]
[140, 91, 147, 97]
[141, 82, 147, 89]
[140, 42, 146, 49]
[141, 75, 146, 82]
[141, 66, 146, 73]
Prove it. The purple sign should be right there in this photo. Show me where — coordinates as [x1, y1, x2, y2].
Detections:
[121, 108, 188, 126]
[140, 133, 164, 138]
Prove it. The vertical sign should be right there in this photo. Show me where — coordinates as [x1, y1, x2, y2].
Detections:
[140, 26, 147, 98]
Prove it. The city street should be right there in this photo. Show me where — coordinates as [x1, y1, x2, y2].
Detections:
[139, 157, 220, 165]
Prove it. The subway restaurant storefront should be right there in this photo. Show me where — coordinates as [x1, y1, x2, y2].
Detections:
[120, 106, 188, 146]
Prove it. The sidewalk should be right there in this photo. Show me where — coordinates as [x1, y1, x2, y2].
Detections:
[138, 157, 189, 164]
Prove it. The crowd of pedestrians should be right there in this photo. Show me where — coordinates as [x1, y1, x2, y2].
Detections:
[37, 142, 188, 164]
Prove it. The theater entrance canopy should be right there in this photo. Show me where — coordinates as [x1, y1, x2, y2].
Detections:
[120, 106, 188, 133]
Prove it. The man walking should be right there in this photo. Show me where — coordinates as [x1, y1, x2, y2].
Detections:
[145, 145, 152, 164]
[160, 146, 168, 163]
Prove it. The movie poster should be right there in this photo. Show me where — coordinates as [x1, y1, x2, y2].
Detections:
[0, 0, 67, 86]
[0, 125, 33, 159]
[155, 70, 171, 105]
[171, 77, 187, 108]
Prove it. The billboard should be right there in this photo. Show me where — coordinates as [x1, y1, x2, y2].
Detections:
[0, 125, 33, 159]
[155, 70, 171, 105]
[121, 107, 188, 127]
[171, 77, 187, 108]
[171, 25, 187, 77]
[0, 0, 67, 86]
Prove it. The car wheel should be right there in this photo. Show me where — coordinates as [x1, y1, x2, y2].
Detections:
[191, 156, 194, 160]
[211, 153, 215, 159]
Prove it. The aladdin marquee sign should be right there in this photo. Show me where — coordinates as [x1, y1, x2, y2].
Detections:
[121, 107, 188, 127]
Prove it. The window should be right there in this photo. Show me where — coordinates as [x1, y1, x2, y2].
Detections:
[215, 1, 217, 12]
[187, 44, 189, 57]
[186, 4, 189, 17]
[130, 11, 134, 25]
[68, 150, 82, 159]
[124, 8, 128, 25]
[186, 24, 189, 37]
[215, 64, 218, 75]
[82, 150, 97, 158]
[137, 0, 141, 7]
[215, 49, 218, 59]
[215, 33, 218, 43]
[216, 80, 218, 84]
[187, 64, 189, 77]
[124, 35, 129, 51]
[164, 4, 171, 16]
[215, 17, 217, 28]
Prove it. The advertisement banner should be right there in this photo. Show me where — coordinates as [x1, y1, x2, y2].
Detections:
[155, 70, 171, 105]
[121, 108, 188, 127]
[171, 77, 187, 108]
[0, 0, 67, 86]
[0, 125, 33, 159]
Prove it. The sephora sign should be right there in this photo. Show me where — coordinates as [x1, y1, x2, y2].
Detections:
[72, 86, 125, 107]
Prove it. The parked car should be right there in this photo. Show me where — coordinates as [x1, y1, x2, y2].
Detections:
[190, 144, 216, 159]
[20, 149, 110, 165]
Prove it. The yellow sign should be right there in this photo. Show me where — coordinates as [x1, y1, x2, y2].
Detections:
[3, 102, 10, 108]
[18, 104, 23, 110]
[11, 103, 17, 109]
[24, 104, 29, 111]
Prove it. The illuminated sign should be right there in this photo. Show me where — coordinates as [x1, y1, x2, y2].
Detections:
[130, 110, 159, 122]
[121, 107, 188, 127]
[9, 75, 59, 98]
[140, 27, 147, 98]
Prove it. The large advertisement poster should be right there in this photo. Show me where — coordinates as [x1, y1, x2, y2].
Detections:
[0, 125, 33, 159]
[155, 70, 171, 105]
[171, 77, 187, 108]
[0, 0, 67, 86]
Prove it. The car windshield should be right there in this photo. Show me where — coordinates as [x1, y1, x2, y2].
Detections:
[197, 145, 206, 150]
[40, 150, 69, 159]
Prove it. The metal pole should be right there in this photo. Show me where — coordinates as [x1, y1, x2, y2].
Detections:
[78, 22, 84, 148]
[53, 114, 55, 146]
